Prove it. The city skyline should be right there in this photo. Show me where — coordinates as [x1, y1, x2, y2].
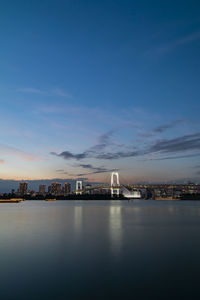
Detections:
[0, 1, 200, 186]
[2, 177, 200, 201]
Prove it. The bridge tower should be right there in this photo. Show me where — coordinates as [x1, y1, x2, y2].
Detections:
[76, 180, 83, 195]
[111, 172, 120, 197]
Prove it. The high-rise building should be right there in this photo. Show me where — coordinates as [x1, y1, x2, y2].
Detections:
[39, 185, 46, 195]
[18, 182, 28, 195]
[51, 182, 61, 195]
[64, 182, 71, 195]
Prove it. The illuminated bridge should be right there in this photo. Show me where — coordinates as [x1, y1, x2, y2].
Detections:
[75, 172, 142, 198]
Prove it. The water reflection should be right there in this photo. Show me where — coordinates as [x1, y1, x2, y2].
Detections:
[74, 206, 83, 235]
[109, 205, 122, 258]
[168, 206, 175, 214]
[0, 201, 200, 299]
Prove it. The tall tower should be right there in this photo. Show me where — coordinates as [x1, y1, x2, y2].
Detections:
[76, 181, 83, 195]
[18, 182, 28, 195]
[64, 182, 71, 195]
[111, 172, 120, 197]
[51, 182, 61, 195]
[39, 185, 46, 195]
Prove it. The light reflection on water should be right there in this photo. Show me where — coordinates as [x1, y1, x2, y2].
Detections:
[74, 206, 83, 235]
[0, 200, 199, 299]
[109, 206, 122, 258]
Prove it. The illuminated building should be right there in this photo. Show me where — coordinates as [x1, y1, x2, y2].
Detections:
[85, 184, 92, 194]
[51, 182, 61, 195]
[64, 182, 71, 195]
[39, 185, 46, 195]
[48, 185, 52, 193]
[18, 182, 28, 195]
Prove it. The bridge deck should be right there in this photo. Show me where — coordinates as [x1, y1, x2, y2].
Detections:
[76, 185, 125, 192]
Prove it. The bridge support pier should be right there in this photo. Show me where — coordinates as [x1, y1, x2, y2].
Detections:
[111, 172, 120, 197]
[76, 180, 83, 195]
[111, 187, 120, 197]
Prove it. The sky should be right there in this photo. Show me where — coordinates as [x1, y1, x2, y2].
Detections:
[0, 0, 200, 187]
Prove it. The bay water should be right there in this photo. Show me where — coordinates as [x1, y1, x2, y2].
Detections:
[0, 200, 200, 299]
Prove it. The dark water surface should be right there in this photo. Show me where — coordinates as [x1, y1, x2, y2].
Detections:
[0, 200, 200, 299]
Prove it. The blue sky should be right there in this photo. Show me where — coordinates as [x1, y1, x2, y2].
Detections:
[0, 0, 200, 184]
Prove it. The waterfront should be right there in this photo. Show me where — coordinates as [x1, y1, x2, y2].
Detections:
[0, 200, 200, 299]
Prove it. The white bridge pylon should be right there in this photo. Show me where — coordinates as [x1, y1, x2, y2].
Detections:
[111, 172, 120, 197]
[76, 180, 83, 195]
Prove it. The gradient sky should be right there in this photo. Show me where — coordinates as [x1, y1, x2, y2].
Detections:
[0, 0, 200, 184]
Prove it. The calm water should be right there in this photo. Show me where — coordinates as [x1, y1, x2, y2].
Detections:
[0, 200, 200, 299]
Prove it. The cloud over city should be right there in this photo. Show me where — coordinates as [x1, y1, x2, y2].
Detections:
[51, 131, 200, 162]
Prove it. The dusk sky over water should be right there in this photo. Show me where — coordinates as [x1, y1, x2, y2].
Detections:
[0, 0, 200, 183]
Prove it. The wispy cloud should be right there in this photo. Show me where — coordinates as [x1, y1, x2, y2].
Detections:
[141, 133, 200, 161]
[17, 87, 72, 98]
[0, 144, 38, 162]
[0, 159, 5, 164]
[51, 151, 87, 160]
[17, 88, 47, 95]
[78, 163, 114, 173]
[51, 131, 115, 160]
[153, 119, 184, 133]
[51, 129, 139, 161]
[149, 133, 200, 154]
[51, 131, 200, 162]
[35, 103, 144, 130]
[89, 130, 114, 152]
[52, 88, 72, 98]
[75, 163, 118, 176]
[155, 31, 200, 55]
[95, 151, 139, 160]
[144, 153, 200, 161]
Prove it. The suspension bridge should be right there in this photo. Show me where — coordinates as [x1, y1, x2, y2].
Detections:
[75, 172, 141, 198]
